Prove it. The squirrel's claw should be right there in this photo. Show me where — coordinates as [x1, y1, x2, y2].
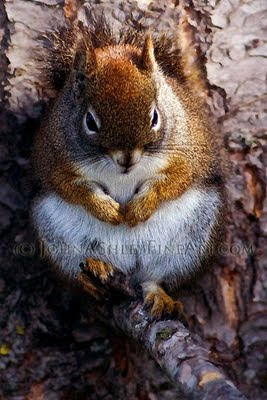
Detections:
[142, 282, 184, 319]
[77, 258, 114, 300]
[85, 257, 114, 282]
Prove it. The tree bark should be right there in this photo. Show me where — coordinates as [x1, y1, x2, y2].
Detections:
[84, 270, 247, 399]
[0, 1, 266, 399]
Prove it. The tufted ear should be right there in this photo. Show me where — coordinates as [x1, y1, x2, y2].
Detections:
[73, 37, 97, 76]
[141, 33, 157, 72]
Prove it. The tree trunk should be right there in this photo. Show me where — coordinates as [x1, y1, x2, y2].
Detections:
[0, 1, 266, 399]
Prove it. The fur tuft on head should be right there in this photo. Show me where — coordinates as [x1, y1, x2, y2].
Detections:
[42, 12, 187, 92]
[73, 35, 97, 76]
[141, 34, 156, 72]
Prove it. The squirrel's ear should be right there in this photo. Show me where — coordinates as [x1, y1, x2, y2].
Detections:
[73, 38, 97, 76]
[141, 34, 156, 72]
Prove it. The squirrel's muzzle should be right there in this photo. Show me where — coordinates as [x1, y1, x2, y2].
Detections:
[111, 149, 142, 172]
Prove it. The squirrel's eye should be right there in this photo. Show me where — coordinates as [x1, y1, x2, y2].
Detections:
[151, 108, 160, 130]
[85, 111, 99, 134]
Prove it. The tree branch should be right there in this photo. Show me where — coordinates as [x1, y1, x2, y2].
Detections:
[80, 269, 247, 400]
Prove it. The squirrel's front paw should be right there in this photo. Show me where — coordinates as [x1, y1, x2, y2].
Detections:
[90, 194, 123, 225]
[124, 193, 158, 227]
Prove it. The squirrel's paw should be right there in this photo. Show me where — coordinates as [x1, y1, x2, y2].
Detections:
[124, 193, 158, 227]
[142, 282, 184, 319]
[77, 258, 114, 299]
[91, 194, 123, 225]
[85, 257, 114, 282]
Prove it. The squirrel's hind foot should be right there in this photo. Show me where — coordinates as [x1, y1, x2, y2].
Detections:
[142, 282, 184, 320]
[77, 258, 114, 300]
[84, 257, 114, 282]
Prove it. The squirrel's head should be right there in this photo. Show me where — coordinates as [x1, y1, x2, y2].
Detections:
[51, 33, 186, 174]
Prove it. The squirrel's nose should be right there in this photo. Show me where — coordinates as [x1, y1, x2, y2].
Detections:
[117, 156, 136, 168]
[117, 158, 131, 168]
[111, 150, 142, 170]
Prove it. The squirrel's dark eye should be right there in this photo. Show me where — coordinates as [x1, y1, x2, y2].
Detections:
[85, 111, 99, 133]
[151, 108, 159, 130]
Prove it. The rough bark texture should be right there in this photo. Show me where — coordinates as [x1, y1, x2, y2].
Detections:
[0, 1, 266, 399]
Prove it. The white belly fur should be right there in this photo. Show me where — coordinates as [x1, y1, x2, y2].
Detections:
[33, 187, 221, 283]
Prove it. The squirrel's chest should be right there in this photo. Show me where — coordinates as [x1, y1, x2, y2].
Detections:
[78, 157, 165, 204]
[33, 187, 221, 281]
[104, 174, 138, 204]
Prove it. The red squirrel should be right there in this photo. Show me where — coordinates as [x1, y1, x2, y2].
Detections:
[32, 20, 226, 318]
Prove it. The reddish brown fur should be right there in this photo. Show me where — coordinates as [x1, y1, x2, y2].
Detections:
[34, 32, 224, 224]
[96, 55, 149, 104]
[33, 18, 227, 316]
